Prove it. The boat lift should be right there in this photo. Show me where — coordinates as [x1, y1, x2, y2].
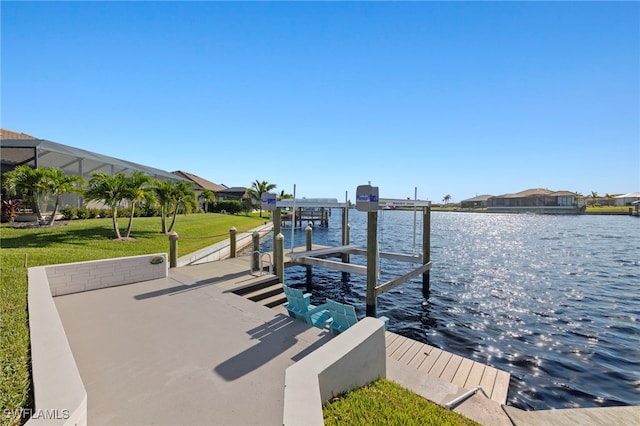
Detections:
[261, 185, 432, 317]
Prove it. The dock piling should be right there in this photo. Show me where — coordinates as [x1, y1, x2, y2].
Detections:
[229, 227, 237, 258]
[306, 225, 313, 286]
[251, 231, 260, 272]
[274, 233, 284, 283]
[169, 232, 179, 268]
[366, 211, 378, 317]
[422, 206, 431, 296]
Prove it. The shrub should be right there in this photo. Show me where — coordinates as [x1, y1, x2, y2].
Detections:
[60, 205, 77, 220]
[213, 200, 243, 215]
[1, 199, 23, 223]
[76, 206, 91, 219]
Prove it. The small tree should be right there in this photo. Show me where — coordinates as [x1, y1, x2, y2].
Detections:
[152, 179, 197, 233]
[590, 191, 599, 206]
[198, 189, 216, 213]
[85, 172, 128, 239]
[41, 168, 85, 226]
[604, 193, 614, 207]
[442, 194, 452, 205]
[2, 165, 48, 222]
[167, 181, 197, 233]
[277, 190, 293, 200]
[2, 165, 83, 226]
[246, 180, 277, 217]
[122, 170, 154, 238]
[152, 179, 174, 233]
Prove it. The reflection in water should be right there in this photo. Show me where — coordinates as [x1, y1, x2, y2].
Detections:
[262, 211, 640, 410]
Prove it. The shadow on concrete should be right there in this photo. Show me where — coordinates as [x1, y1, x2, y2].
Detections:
[213, 314, 333, 381]
[133, 271, 249, 300]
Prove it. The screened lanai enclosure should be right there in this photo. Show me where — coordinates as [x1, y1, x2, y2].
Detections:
[0, 129, 187, 212]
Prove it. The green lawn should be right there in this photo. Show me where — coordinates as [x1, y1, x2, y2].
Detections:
[585, 205, 635, 214]
[323, 378, 480, 426]
[0, 213, 266, 426]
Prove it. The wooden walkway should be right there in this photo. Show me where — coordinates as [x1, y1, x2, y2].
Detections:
[385, 331, 511, 405]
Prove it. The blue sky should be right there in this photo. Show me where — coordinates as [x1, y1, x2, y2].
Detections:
[2, 1, 638, 202]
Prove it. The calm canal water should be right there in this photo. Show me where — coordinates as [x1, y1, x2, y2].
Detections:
[260, 210, 640, 411]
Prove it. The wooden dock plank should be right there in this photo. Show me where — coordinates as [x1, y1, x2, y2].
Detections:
[464, 362, 486, 389]
[418, 347, 444, 373]
[408, 343, 433, 369]
[429, 351, 453, 378]
[389, 337, 415, 361]
[439, 354, 464, 383]
[385, 331, 400, 348]
[386, 333, 406, 355]
[451, 358, 474, 388]
[398, 340, 424, 365]
[491, 370, 511, 404]
[480, 366, 498, 398]
[383, 332, 511, 405]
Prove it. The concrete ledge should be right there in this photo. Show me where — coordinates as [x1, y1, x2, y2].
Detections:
[283, 317, 387, 426]
[27, 267, 87, 426]
[46, 253, 168, 296]
[26, 254, 168, 425]
[177, 223, 273, 266]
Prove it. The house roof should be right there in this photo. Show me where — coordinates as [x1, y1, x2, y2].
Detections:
[0, 128, 38, 140]
[172, 170, 226, 192]
[461, 194, 493, 202]
[615, 192, 640, 198]
[1, 129, 187, 182]
[493, 188, 577, 198]
[217, 187, 247, 193]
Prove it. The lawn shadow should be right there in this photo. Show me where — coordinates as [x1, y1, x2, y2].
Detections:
[1, 225, 160, 248]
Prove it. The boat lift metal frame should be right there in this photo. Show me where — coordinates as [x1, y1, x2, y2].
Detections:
[270, 192, 432, 318]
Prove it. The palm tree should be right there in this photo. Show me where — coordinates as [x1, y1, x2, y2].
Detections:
[152, 179, 174, 233]
[167, 181, 197, 233]
[198, 189, 216, 213]
[590, 191, 599, 206]
[41, 168, 85, 226]
[2, 165, 48, 223]
[85, 171, 128, 239]
[442, 194, 452, 206]
[246, 180, 277, 217]
[277, 190, 293, 200]
[604, 193, 614, 207]
[122, 170, 153, 238]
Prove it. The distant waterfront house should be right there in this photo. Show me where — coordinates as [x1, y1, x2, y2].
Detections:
[172, 170, 226, 211]
[215, 186, 249, 201]
[486, 188, 583, 214]
[460, 194, 493, 209]
[614, 192, 640, 206]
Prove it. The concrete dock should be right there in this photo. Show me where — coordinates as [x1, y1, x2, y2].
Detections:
[52, 253, 639, 425]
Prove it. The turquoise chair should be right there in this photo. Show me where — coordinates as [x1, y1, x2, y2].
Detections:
[282, 285, 332, 329]
[326, 299, 359, 334]
[325, 299, 390, 334]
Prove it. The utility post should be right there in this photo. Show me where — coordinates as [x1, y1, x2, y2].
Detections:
[356, 184, 380, 318]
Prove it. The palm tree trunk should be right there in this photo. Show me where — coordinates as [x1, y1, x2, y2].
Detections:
[124, 205, 135, 238]
[32, 193, 45, 224]
[45, 196, 61, 227]
[160, 209, 167, 233]
[112, 207, 122, 239]
[168, 210, 178, 233]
